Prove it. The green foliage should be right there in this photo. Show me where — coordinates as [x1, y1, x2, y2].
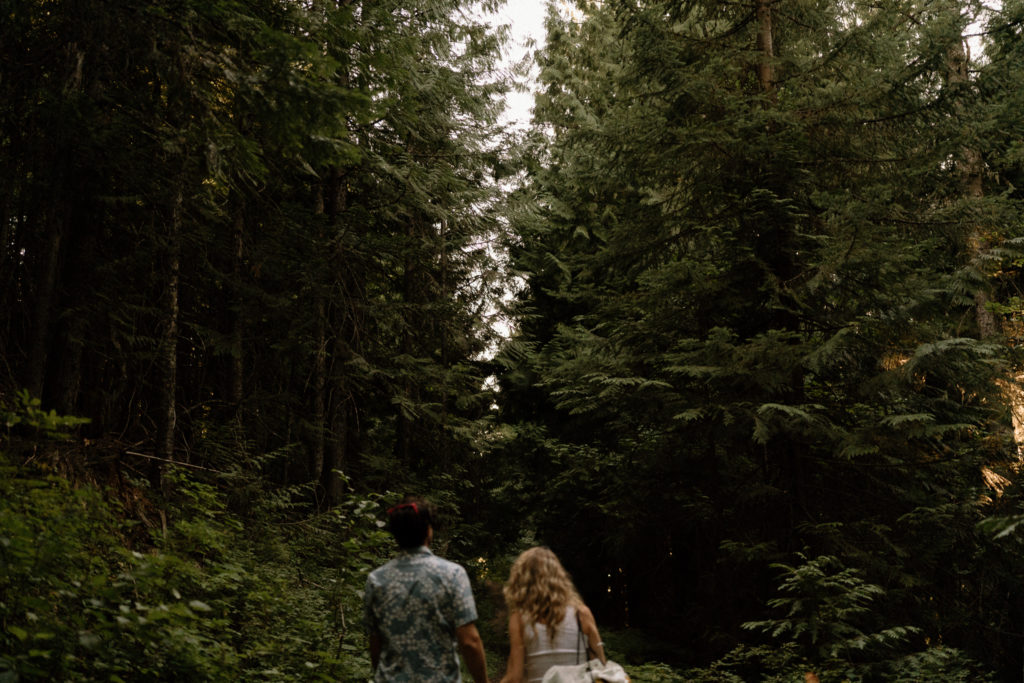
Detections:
[1, 389, 90, 438]
[495, 0, 1024, 675]
[0, 446, 392, 681]
[6, 0, 1024, 678]
[624, 661, 692, 682]
[977, 511, 1024, 540]
[678, 644, 807, 683]
[728, 554, 993, 681]
[0, 0, 510, 508]
[0, 454, 233, 680]
[743, 554, 916, 661]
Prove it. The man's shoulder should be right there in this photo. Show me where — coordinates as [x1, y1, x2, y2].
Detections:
[421, 551, 468, 576]
[368, 549, 465, 575]
[366, 556, 402, 583]
[406, 551, 470, 588]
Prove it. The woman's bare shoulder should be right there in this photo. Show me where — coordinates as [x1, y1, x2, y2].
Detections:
[575, 603, 595, 621]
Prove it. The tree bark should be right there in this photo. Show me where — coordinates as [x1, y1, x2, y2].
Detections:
[25, 206, 65, 399]
[155, 187, 182, 464]
[324, 164, 350, 504]
[231, 207, 245, 408]
[756, 0, 776, 102]
[395, 211, 419, 471]
[52, 219, 96, 417]
[311, 182, 327, 488]
[321, 25, 359, 502]
[947, 37, 997, 338]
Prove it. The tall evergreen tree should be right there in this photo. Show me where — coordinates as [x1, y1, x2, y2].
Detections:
[497, 0, 1024, 673]
[0, 0, 509, 508]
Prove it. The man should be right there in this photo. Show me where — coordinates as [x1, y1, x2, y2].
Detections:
[364, 497, 489, 682]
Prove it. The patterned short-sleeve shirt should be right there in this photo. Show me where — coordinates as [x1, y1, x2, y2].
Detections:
[364, 546, 478, 682]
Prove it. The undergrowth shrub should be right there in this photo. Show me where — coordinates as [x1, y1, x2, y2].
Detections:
[0, 454, 237, 680]
[689, 553, 996, 682]
[1, 407, 392, 680]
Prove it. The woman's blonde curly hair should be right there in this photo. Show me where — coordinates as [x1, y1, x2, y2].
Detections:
[503, 547, 582, 640]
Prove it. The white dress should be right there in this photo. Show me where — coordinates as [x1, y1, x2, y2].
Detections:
[523, 606, 585, 683]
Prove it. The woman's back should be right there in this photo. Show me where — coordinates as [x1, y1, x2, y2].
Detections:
[523, 606, 581, 683]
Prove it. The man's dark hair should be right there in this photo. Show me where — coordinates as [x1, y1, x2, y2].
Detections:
[386, 496, 434, 549]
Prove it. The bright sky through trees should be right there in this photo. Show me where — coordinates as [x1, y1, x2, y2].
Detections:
[485, 1, 548, 128]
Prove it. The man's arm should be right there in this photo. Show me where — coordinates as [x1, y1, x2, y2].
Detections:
[455, 621, 489, 683]
[369, 631, 382, 672]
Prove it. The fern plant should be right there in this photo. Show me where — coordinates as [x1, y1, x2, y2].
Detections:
[742, 553, 992, 680]
[744, 553, 917, 661]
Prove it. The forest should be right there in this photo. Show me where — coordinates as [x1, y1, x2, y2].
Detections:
[4, 0, 1024, 680]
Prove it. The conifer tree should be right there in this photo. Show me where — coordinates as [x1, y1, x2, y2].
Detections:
[498, 0, 1024, 672]
[0, 0, 509, 504]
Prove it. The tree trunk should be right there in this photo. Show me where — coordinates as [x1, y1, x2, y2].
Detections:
[947, 37, 997, 338]
[156, 187, 182, 464]
[324, 164, 349, 504]
[25, 207, 65, 399]
[0, 199, 10, 367]
[323, 395, 349, 503]
[311, 182, 327, 487]
[306, 0, 361, 504]
[52, 222, 96, 417]
[756, 0, 776, 102]
[312, 306, 328, 487]
[231, 207, 245, 408]
[395, 213, 418, 470]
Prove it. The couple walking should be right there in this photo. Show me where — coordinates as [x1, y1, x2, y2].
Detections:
[363, 497, 608, 682]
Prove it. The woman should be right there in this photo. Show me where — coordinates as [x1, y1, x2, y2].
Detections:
[499, 547, 607, 683]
